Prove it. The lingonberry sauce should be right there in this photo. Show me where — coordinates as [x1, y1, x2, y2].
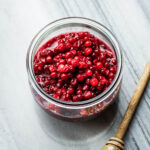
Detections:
[33, 32, 117, 102]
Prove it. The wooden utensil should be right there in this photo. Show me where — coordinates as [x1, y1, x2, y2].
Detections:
[101, 62, 150, 150]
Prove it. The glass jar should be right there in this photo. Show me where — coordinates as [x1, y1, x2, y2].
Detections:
[26, 17, 122, 121]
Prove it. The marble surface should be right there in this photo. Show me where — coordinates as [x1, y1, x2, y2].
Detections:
[0, 0, 150, 149]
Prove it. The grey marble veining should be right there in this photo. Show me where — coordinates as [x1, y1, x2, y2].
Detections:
[0, 0, 150, 149]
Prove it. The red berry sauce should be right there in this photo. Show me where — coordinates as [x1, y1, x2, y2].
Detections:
[33, 32, 117, 102]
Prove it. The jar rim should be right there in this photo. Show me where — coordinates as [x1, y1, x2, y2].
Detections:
[26, 17, 122, 108]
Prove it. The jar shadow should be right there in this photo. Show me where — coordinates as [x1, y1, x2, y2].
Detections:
[34, 97, 119, 148]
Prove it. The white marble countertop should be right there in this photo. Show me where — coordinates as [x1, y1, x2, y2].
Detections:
[1, 0, 150, 149]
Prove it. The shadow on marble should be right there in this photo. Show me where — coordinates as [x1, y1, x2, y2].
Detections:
[34, 97, 119, 147]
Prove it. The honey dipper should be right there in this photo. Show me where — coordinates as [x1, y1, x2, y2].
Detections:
[101, 62, 150, 150]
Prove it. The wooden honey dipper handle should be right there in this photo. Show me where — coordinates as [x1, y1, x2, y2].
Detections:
[101, 62, 150, 150]
[115, 62, 150, 139]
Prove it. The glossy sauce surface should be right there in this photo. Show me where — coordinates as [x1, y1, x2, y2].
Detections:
[33, 32, 117, 102]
